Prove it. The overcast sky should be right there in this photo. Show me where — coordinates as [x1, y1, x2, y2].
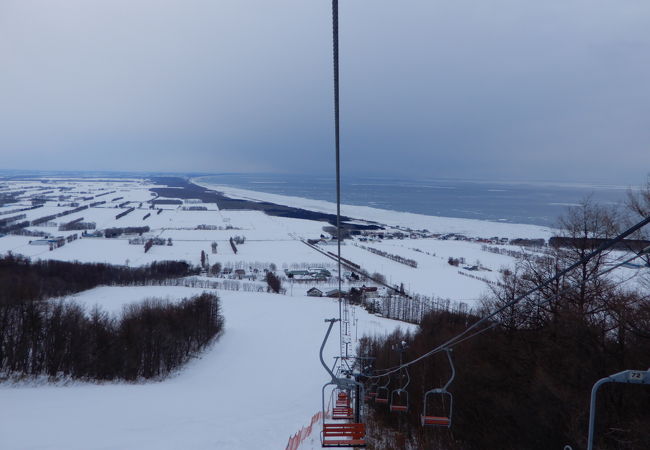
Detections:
[1, 0, 649, 184]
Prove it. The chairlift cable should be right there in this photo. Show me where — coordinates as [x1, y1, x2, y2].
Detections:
[319, 3, 368, 446]
[369, 322, 497, 376]
[331, 0, 346, 361]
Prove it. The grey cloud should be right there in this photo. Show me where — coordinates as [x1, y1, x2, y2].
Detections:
[1, 0, 649, 183]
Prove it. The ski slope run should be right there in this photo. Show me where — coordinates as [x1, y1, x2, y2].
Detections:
[0, 286, 414, 450]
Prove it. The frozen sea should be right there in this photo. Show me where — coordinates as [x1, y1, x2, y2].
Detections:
[198, 174, 633, 226]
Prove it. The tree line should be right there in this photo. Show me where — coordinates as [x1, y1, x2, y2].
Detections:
[0, 254, 198, 305]
[360, 191, 650, 449]
[1, 293, 223, 381]
[354, 243, 418, 268]
[0, 255, 223, 381]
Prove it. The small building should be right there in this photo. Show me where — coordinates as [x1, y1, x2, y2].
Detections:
[29, 236, 65, 248]
[361, 286, 379, 298]
[234, 269, 246, 279]
[326, 289, 347, 298]
[308, 267, 332, 278]
[29, 239, 51, 246]
[307, 287, 323, 297]
[285, 269, 310, 278]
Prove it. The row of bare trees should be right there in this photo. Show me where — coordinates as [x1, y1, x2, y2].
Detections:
[0, 254, 198, 305]
[354, 243, 418, 268]
[1, 293, 223, 380]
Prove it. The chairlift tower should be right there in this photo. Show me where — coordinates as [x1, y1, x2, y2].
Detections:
[342, 297, 352, 357]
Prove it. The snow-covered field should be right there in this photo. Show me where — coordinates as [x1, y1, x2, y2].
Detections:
[3, 176, 642, 303]
[0, 178, 529, 303]
[343, 239, 511, 302]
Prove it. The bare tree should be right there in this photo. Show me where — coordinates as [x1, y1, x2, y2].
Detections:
[554, 197, 619, 315]
[209, 263, 222, 276]
[265, 272, 282, 293]
[626, 175, 650, 231]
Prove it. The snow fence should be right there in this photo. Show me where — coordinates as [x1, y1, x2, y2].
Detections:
[285, 410, 325, 450]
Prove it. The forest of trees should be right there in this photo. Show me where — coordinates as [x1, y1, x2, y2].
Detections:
[359, 189, 650, 450]
[1, 293, 223, 380]
[0, 256, 223, 381]
[0, 254, 198, 304]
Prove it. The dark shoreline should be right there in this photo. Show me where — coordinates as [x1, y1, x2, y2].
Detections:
[149, 177, 382, 231]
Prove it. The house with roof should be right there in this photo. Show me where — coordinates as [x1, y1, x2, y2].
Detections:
[306, 287, 323, 297]
[285, 269, 310, 278]
[360, 285, 379, 298]
[325, 288, 347, 298]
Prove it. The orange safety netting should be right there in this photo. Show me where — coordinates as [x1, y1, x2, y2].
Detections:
[285, 410, 328, 450]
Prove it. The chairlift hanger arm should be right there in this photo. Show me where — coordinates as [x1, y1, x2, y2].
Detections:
[442, 348, 455, 391]
[321, 318, 341, 382]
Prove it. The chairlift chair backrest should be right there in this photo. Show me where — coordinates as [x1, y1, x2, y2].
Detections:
[390, 389, 409, 412]
[421, 389, 453, 427]
[374, 376, 390, 404]
[421, 349, 455, 428]
[375, 386, 389, 404]
[390, 362, 410, 413]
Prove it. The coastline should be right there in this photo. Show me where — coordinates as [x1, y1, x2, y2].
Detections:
[192, 176, 554, 240]
[148, 176, 380, 231]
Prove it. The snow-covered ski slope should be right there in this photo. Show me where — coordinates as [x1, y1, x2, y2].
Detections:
[0, 286, 414, 450]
